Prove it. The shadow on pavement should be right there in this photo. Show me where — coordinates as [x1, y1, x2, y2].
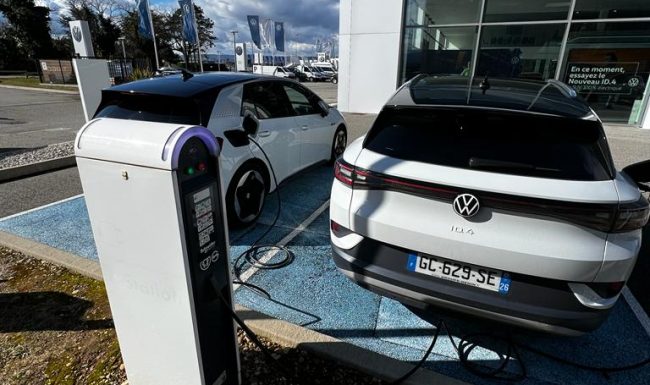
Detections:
[0, 291, 113, 332]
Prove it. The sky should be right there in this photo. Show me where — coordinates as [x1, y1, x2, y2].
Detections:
[32, 0, 340, 57]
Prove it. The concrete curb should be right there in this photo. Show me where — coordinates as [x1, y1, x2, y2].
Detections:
[0, 84, 79, 95]
[236, 304, 469, 385]
[0, 156, 76, 182]
[0, 230, 467, 385]
[0, 230, 102, 280]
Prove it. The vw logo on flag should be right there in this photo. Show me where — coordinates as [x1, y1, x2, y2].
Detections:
[453, 194, 480, 218]
[250, 18, 257, 26]
[276, 24, 282, 31]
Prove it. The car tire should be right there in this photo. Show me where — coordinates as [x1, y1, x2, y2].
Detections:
[329, 126, 347, 164]
[332, 77, 338, 84]
[226, 163, 268, 227]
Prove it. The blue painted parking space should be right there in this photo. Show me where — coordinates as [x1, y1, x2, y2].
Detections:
[1, 164, 649, 385]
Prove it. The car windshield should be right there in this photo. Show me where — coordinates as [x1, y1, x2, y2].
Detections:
[303, 67, 311, 72]
[363, 107, 615, 181]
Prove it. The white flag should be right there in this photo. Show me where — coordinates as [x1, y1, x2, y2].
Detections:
[260, 18, 274, 49]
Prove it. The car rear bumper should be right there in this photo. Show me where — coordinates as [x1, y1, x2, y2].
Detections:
[331, 237, 617, 336]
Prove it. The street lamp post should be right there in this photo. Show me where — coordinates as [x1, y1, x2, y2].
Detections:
[230, 30, 239, 72]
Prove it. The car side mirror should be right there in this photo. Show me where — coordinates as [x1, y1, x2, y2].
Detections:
[242, 113, 259, 137]
[318, 100, 330, 117]
[623, 160, 650, 192]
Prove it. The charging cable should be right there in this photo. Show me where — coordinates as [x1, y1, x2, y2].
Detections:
[390, 318, 649, 384]
[231, 135, 293, 289]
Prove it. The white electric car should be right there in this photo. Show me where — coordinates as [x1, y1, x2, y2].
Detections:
[93, 72, 347, 226]
[330, 76, 650, 335]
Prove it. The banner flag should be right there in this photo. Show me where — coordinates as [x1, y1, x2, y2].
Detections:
[260, 18, 273, 49]
[247, 15, 261, 49]
[274, 21, 284, 52]
[137, 0, 153, 39]
[179, 0, 198, 45]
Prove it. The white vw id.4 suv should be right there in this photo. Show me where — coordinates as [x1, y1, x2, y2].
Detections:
[330, 76, 650, 335]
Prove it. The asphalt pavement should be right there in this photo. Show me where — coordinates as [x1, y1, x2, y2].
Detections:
[0, 87, 84, 150]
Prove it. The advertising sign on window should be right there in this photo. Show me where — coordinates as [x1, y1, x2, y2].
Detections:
[565, 62, 641, 94]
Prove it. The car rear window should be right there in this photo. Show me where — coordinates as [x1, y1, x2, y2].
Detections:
[363, 107, 615, 181]
[95, 93, 203, 125]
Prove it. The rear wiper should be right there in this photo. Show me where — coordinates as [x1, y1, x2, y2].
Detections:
[469, 157, 560, 173]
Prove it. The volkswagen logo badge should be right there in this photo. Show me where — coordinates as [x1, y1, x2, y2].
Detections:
[72, 26, 82, 42]
[453, 194, 480, 218]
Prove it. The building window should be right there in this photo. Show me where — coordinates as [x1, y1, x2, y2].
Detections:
[405, 0, 482, 26]
[573, 0, 650, 20]
[476, 24, 565, 80]
[483, 0, 571, 22]
[561, 22, 650, 124]
[401, 26, 478, 84]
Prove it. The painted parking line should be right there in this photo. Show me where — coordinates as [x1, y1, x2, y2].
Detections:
[622, 287, 650, 336]
[0, 193, 83, 222]
[235, 200, 330, 286]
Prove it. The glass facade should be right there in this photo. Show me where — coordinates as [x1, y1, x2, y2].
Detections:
[400, 0, 650, 125]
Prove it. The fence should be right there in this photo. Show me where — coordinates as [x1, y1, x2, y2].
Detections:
[39, 59, 76, 84]
[37, 58, 153, 85]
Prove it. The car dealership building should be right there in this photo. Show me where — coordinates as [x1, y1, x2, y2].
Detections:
[338, 0, 650, 128]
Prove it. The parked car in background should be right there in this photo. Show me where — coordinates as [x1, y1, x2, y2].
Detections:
[286, 66, 308, 82]
[92, 73, 348, 227]
[312, 62, 337, 75]
[312, 66, 334, 82]
[273, 67, 296, 79]
[330, 75, 650, 336]
[298, 65, 327, 82]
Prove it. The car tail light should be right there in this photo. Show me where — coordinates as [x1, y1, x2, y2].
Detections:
[587, 281, 625, 299]
[331, 220, 352, 237]
[611, 196, 650, 233]
[334, 158, 356, 187]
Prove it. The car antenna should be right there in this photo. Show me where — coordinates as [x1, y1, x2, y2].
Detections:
[479, 76, 490, 94]
[180, 68, 194, 81]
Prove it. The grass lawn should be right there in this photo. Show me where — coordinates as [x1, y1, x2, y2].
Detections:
[0, 77, 78, 92]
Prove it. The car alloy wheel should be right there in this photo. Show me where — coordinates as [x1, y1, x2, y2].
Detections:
[233, 169, 266, 224]
[334, 129, 347, 158]
[330, 128, 347, 164]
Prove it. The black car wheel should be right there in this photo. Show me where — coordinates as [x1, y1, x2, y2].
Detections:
[329, 126, 347, 164]
[226, 164, 268, 227]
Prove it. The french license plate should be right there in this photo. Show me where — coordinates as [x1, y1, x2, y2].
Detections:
[406, 254, 511, 294]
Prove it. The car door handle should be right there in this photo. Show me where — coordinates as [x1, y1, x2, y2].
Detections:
[258, 130, 271, 138]
[301, 125, 309, 130]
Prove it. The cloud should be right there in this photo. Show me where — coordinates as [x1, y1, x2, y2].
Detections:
[155, 0, 340, 56]
[27, 0, 340, 57]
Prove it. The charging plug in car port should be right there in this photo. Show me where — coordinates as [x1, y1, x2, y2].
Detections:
[568, 281, 625, 310]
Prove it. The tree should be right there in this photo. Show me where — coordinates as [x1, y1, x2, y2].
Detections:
[64, 0, 130, 19]
[60, 0, 122, 58]
[120, 9, 176, 67]
[0, 0, 54, 60]
[165, 5, 216, 69]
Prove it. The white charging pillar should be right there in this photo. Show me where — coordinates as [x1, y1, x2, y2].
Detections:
[75, 118, 240, 385]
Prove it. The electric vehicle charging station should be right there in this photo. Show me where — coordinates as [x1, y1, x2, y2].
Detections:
[75, 118, 240, 385]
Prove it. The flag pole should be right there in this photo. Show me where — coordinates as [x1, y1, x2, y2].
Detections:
[191, 0, 203, 73]
[146, 0, 159, 70]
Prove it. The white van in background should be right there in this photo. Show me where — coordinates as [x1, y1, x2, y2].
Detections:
[252, 65, 296, 79]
